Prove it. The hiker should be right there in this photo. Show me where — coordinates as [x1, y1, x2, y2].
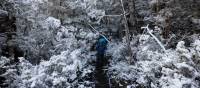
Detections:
[96, 35, 108, 67]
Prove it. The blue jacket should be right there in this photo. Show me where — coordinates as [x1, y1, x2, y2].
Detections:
[96, 36, 108, 55]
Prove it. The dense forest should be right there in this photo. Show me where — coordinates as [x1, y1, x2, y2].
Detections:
[0, 0, 200, 88]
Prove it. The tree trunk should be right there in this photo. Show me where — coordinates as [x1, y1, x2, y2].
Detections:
[163, 16, 171, 39]
[156, 0, 160, 13]
[120, 0, 133, 64]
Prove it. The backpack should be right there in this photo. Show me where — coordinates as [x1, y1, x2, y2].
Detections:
[96, 36, 108, 55]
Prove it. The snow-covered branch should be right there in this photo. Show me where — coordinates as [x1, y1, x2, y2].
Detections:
[141, 24, 166, 52]
[102, 12, 129, 17]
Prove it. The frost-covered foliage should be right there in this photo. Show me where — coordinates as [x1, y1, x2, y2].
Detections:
[58, 0, 105, 24]
[147, 0, 200, 37]
[108, 34, 200, 88]
[7, 0, 107, 64]
[0, 57, 20, 88]
[7, 0, 57, 63]
[2, 0, 200, 88]
[9, 25, 98, 88]
[0, 0, 102, 87]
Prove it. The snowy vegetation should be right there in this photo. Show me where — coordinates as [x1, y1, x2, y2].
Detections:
[1, 0, 200, 88]
[107, 34, 200, 87]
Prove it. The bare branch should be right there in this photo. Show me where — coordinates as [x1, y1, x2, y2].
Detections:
[88, 24, 110, 43]
[102, 12, 129, 17]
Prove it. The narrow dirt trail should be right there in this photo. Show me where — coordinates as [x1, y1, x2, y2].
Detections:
[95, 56, 110, 88]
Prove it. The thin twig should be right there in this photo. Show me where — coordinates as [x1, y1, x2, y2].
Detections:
[164, 34, 175, 47]
[88, 24, 110, 43]
[102, 12, 129, 17]
[180, 32, 190, 41]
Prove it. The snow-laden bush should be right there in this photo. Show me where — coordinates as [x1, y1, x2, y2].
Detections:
[2, 0, 102, 87]
[11, 25, 98, 88]
[58, 0, 105, 24]
[10, 0, 106, 64]
[17, 51, 84, 88]
[0, 57, 10, 67]
[108, 34, 200, 88]
[8, 0, 57, 64]
[43, 17, 61, 29]
[0, 57, 21, 88]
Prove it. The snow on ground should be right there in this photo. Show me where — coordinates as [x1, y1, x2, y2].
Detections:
[107, 34, 200, 88]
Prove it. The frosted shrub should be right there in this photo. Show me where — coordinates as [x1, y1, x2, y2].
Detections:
[44, 17, 61, 29]
[108, 35, 200, 88]
[17, 49, 95, 88]
[13, 24, 97, 88]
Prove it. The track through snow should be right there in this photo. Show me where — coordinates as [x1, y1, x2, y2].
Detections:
[94, 56, 110, 88]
